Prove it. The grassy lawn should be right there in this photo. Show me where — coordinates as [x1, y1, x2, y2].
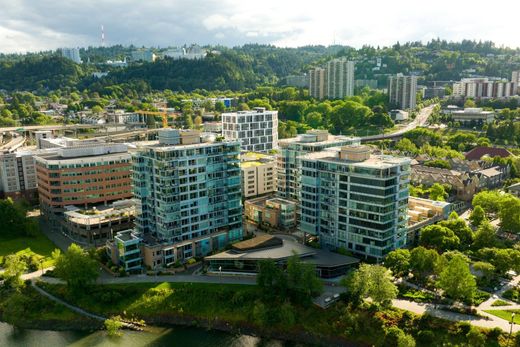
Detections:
[0, 232, 58, 268]
[491, 300, 512, 307]
[484, 309, 520, 323]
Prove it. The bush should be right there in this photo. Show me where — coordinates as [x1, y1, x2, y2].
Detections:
[416, 330, 435, 344]
[104, 315, 123, 337]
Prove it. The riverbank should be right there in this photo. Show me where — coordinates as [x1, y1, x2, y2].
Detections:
[0, 281, 514, 346]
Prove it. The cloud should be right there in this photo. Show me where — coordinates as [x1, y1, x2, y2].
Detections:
[0, 0, 519, 53]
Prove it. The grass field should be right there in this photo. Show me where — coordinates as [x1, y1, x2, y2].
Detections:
[484, 309, 520, 323]
[0, 232, 57, 268]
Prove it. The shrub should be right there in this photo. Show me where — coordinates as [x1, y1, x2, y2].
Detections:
[417, 330, 435, 344]
[104, 316, 123, 337]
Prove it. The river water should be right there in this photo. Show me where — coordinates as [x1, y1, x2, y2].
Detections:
[0, 322, 309, 347]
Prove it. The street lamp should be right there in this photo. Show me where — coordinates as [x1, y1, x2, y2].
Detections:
[510, 312, 516, 342]
[219, 266, 222, 282]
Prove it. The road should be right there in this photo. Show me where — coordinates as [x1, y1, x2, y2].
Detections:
[360, 104, 436, 142]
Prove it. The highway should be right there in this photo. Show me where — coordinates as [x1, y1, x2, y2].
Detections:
[360, 104, 436, 142]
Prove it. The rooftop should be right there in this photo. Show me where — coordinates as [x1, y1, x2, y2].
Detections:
[279, 133, 359, 147]
[465, 146, 513, 161]
[301, 146, 411, 169]
[205, 235, 359, 268]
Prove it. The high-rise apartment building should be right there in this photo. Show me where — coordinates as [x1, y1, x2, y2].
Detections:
[299, 145, 411, 260]
[240, 152, 276, 199]
[452, 78, 517, 99]
[277, 130, 360, 201]
[0, 151, 38, 202]
[35, 143, 132, 214]
[222, 107, 278, 152]
[309, 68, 327, 99]
[61, 48, 82, 64]
[132, 129, 242, 266]
[326, 58, 355, 99]
[309, 59, 355, 99]
[388, 74, 418, 110]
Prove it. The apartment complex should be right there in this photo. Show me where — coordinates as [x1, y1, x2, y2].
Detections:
[0, 151, 39, 202]
[222, 107, 278, 152]
[240, 152, 276, 198]
[132, 129, 242, 268]
[309, 59, 355, 99]
[35, 143, 132, 214]
[299, 145, 411, 260]
[309, 68, 326, 99]
[61, 47, 82, 64]
[513, 71, 520, 93]
[326, 58, 355, 99]
[452, 78, 517, 98]
[277, 130, 360, 201]
[388, 74, 418, 110]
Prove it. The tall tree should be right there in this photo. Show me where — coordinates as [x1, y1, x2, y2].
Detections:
[342, 264, 397, 307]
[437, 254, 476, 303]
[384, 249, 411, 277]
[469, 205, 486, 227]
[472, 221, 496, 249]
[419, 225, 460, 251]
[3, 254, 27, 290]
[53, 244, 99, 293]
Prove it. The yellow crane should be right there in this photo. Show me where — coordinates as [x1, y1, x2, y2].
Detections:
[136, 110, 176, 128]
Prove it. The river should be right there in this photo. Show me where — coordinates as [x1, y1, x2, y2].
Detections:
[0, 322, 310, 347]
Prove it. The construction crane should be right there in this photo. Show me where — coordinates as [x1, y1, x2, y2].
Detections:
[136, 110, 174, 128]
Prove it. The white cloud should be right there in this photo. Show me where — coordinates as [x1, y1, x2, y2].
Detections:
[0, 0, 519, 52]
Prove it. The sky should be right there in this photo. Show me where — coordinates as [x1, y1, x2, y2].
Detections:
[1, 0, 520, 53]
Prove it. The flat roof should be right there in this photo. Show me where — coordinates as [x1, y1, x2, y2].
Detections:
[301, 147, 410, 169]
[278, 134, 360, 147]
[205, 236, 359, 268]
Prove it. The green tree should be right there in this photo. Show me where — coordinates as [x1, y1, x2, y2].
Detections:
[473, 221, 496, 249]
[305, 111, 323, 129]
[53, 244, 99, 293]
[498, 195, 520, 233]
[91, 105, 103, 114]
[237, 103, 250, 111]
[104, 316, 123, 337]
[342, 264, 397, 307]
[214, 101, 226, 112]
[464, 99, 476, 108]
[437, 254, 476, 303]
[395, 138, 418, 155]
[469, 205, 486, 227]
[0, 198, 26, 237]
[472, 261, 495, 285]
[286, 255, 323, 304]
[472, 191, 504, 214]
[466, 326, 486, 347]
[3, 254, 27, 290]
[409, 246, 441, 278]
[439, 217, 474, 247]
[384, 249, 411, 277]
[419, 225, 460, 251]
[429, 183, 448, 201]
[384, 326, 416, 347]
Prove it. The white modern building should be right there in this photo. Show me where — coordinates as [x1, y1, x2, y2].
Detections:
[240, 152, 277, 199]
[299, 145, 411, 261]
[451, 108, 495, 126]
[0, 151, 39, 201]
[388, 74, 418, 110]
[222, 107, 278, 152]
[61, 48, 82, 64]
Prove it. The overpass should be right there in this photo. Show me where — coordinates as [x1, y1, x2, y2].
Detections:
[360, 104, 436, 143]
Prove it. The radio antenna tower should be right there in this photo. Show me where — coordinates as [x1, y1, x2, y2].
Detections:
[101, 25, 105, 47]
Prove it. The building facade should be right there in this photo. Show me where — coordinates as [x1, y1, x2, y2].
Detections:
[452, 78, 517, 98]
[277, 130, 360, 201]
[299, 145, 411, 260]
[388, 74, 418, 110]
[35, 144, 132, 214]
[240, 152, 276, 198]
[0, 151, 39, 202]
[309, 68, 327, 99]
[244, 196, 297, 230]
[326, 58, 355, 99]
[451, 108, 495, 126]
[61, 48, 82, 64]
[132, 129, 243, 267]
[222, 107, 278, 152]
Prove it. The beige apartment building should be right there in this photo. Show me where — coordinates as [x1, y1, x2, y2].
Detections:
[240, 152, 276, 198]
